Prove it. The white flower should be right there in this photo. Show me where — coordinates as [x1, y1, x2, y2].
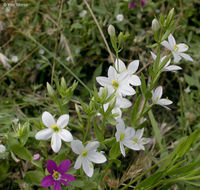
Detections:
[79, 10, 87, 18]
[11, 56, 19, 63]
[35, 111, 73, 153]
[150, 52, 182, 72]
[98, 87, 132, 119]
[116, 14, 124, 22]
[114, 59, 141, 86]
[152, 86, 172, 109]
[71, 140, 107, 177]
[39, 49, 45, 55]
[161, 34, 193, 63]
[96, 66, 135, 97]
[184, 86, 191, 94]
[0, 144, 6, 153]
[131, 128, 151, 150]
[0, 52, 10, 69]
[115, 119, 136, 156]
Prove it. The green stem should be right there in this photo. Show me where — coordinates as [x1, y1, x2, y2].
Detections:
[101, 160, 113, 181]
[83, 116, 91, 142]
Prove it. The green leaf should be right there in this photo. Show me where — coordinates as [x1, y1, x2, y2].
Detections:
[24, 170, 44, 185]
[69, 180, 84, 187]
[109, 142, 121, 159]
[11, 144, 32, 161]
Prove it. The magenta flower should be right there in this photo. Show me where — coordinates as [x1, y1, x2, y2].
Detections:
[141, 0, 146, 6]
[41, 159, 75, 190]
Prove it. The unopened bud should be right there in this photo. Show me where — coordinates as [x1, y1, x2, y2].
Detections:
[108, 25, 115, 36]
[152, 18, 159, 32]
[47, 82, 55, 97]
[0, 144, 6, 153]
[33, 153, 41, 161]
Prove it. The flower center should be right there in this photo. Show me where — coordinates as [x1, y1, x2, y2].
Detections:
[51, 124, 60, 132]
[81, 150, 88, 157]
[155, 96, 159, 102]
[53, 170, 61, 180]
[133, 138, 138, 142]
[120, 133, 125, 141]
[173, 44, 179, 52]
[112, 80, 119, 89]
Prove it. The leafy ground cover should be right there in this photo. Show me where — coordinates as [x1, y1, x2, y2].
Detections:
[0, 0, 200, 189]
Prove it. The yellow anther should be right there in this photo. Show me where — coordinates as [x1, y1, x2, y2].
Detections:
[174, 44, 179, 52]
[53, 170, 60, 180]
[51, 125, 60, 132]
[133, 138, 138, 143]
[81, 150, 88, 157]
[120, 133, 125, 141]
[112, 80, 119, 89]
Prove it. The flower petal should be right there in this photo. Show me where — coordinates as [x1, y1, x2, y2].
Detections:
[168, 34, 176, 47]
[161, 41, 171, 50]
[180, 53, 193, 62]
[132, 142, 142, 150]
[116, 97, 132, 109]
[114, 59, 126, 72]
[85, 141, 99, 151]
[120, 142, 125, 157]
[82, 158, 94, 177]
[141, 138, 151, 145]
[47, 160, 57, 174]
[35, 128, 53, 140]
[71, 140, 84, 154]
[150, 51, 157, 60]
[116, 119, 125, 132]
[129, 75, 141, 86]
[157, 99, 173, 106]
[60, 174, 75, 186]
[87, 151, 107, 163]
[51, 133, 61, 153]
[108, 66, 117, 79]
[135, 128, 144, 139]
[57, 114, 69, 128]
[96, 77, 111, 87]
[172, 52, 181, 63]
[40, 175, 54, 187]
[125, 127, 135, 139]
[155, 86, 163, 99]
[74, 155, 82, 169]
[58, 129, 73, 142]
[58, 159, 71, 174]
[177, 43, 188, 52]
[164, 65, 182, 72]
[54, 181, 61, 190]
[42, 111, 56, 128]
[128, 60, 139, 73]
[120, 85, 136, 96]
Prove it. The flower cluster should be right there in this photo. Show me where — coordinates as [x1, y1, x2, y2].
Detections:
[129, 0, 146, 8]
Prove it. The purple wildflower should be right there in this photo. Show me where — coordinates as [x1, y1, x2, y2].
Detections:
[141, 0, 146, 6]
[129, 3, 137, 8]
[40, 159, 75, 190]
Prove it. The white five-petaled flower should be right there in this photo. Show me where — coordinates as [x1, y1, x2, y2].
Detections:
[71, 140, 107, 177]
[161, 34, 193, 63]
[0, 144, 6, 153]
[79, 10, 87, 18]
[116, 14, 124, 22]
[114, 59, 141, 87]
[131, 128, 151, 151]
[152, 86, 173, 109]
[150, 52, 182, 72]
[96, 66, 135, 97]
[115, 119, 136, 156]
[35, 111, 73, 153]
[98, 87, 132, 119]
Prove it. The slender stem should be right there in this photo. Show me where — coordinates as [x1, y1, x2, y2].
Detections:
[51, 0, 63, 84]
[101, 118, 106, 141]
[83, 0, 114, 64]
[101, 160, 113, 181]
[83, 116, 91, 142]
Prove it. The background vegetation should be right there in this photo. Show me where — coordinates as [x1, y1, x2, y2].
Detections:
[0, 0, 200, 189]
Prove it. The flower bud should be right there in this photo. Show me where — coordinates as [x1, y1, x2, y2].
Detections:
[108, 25, 115, 36]
[33, 153, 41, 161]
[152, 18, 159, 32]
[0, 144, 6, 153]
[47, 82, 55, 97]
